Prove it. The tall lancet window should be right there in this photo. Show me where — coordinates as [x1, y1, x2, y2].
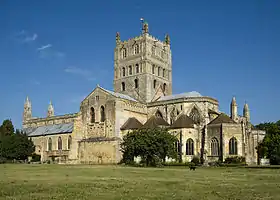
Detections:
[210, 137, 219, 156]
[90, 107, 95, 123]
[100, 106, 105, 122]
[229, 137, 238, 155]
[58, 136, 62, 150]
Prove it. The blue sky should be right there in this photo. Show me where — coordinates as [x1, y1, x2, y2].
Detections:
[0, 0, 279, 129]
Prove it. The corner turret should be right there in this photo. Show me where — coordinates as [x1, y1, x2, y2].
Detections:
[230, 97, 238, 121]
[23, 96, 32, 122]
[47, 101, 54, 117]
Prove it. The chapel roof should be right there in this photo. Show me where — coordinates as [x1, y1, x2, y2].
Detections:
[23, 122, 74, 137]
[141, 116, 169, 129]
[208, 113, 236, 125]
[170, 114, 196, 129]
[157, 91, 202, 101]
[120, 117, 143, 130]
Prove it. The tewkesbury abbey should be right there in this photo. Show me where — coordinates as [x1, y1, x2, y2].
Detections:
[22, 22, 265, 165]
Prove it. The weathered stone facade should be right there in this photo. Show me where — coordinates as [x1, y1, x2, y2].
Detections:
[23, 22, 265, 165]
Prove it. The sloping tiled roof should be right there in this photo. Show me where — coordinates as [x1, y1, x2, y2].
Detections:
[170, 114, 195, 129]
[141, 116, 169, 129]
[157, 91, 202, 101]
[23, 123, 74, 137]
[120, 117, 143, 130]
[208, 113, 236, 125]
[99, 86, 138, 102]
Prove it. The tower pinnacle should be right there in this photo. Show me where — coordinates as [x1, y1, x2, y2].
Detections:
[47, 101, 54, 117]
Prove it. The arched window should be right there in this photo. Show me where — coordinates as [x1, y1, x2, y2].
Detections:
[58, 136, 62, 150]
[152, 65, 155, 74]
[229, 137, 238, 155]
[122, 67, 125, 77]
[100, 106, 105, 122]
[134, 79, 138, 89]
[136, 64, 139, 73]
[153, 80, 157, 89]
[163, 83, 167, 92]
[129, 65, 132, 75]
[122, 48, 127, 58]
[68, 135, 72, 150]
[121, 82, 125, 91]
[175, 139, 180, 153]
[48, 138, 52, 151]
[155, 110, 163, 118]
[90, 107, 95, 123]
[210, 137, 219, 156]
[163, 69, 165, 77]
[186, 138, 194, 155]
[134, 44, 139, 54]
[189, 107, 201, 124]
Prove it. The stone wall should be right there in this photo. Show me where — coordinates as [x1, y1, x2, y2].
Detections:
[78, 140, 119, 164]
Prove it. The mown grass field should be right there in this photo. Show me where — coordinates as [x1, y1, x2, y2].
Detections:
[0, 164, 280, 200]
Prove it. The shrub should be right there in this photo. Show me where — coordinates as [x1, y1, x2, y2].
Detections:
[0, 157, 7, 164]
[191, 156, 200, 166]
[31, 154, 41, 162]
[270, 154, 280, 165]
[224, 156, 245, 164]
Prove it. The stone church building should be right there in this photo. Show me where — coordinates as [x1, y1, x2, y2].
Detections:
[23, 22, 265, 165]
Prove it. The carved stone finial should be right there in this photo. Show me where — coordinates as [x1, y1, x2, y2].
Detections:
[165, 34, 170, 45]
[116, 32, 121, 44]
[143, 21, 149, 34]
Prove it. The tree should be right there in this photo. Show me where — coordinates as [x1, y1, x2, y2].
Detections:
[0, 120, 35, 162]
[256, 120, 280, 165]
[0, 119, 15, 137]
[121, 128, 178, 166]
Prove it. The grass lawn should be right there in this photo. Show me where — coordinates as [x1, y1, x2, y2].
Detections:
[0, 164, 280, 200]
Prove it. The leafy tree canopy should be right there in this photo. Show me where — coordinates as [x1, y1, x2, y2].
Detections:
[256, 120, 280, 165]
[121, 128, 178, 166]
[0, 119, 35, 161]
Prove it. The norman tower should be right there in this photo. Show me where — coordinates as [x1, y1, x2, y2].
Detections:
[113, 20, 172, 103]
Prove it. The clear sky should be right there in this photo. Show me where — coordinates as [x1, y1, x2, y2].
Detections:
[0, 0, 279, 129]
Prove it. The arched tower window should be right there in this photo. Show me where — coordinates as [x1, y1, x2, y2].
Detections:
[68, 135, 72, 150]
[229, 137, 238, 155]
[129, 65, 132, 75]
[186, 138, 194, 155]
[122, 48, 127, 58]
[58, 136, 62, 150]
[189, 107, 201, 124]
[100, 106, 105, 122]
[155, 110, 163, 118]
[210, 137, 219, 156]
[134, 79, 138, 89]
[134, 44, 139, 54]
[90, 107, 95, 123]
[153, 80, 157, 89]
[136, 64, 139, 73]
[48, 138, 52, 151]
[152, 65, 155, 74]
[122, 67, 125, 77]
[121, 82, 125, 91]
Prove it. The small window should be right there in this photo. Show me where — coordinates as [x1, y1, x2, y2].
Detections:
[210, 137, 219, 156]
[186, 138, 194, 155]
[122, 48, 127, 58]
[58, 136, 62, 150]
[153, 80, 157, 89]
[121, 82, 125, 91]
[152, 65, 155, 74]
[163, 83, 167, 92]
[134, 79, 138, 89]
[96, 96, 99, 101]
[122, 67, 125, 77]
[90, 107, 95, 123]
[100, 106, 105, 122]
[158, 67, 160, 76]
[136, 64, 139, 73]
[163, 69, 165, 77]
[129, 65, 132, 75]
[68, 135, 72, 150]
[134, 44, 139, 54]
[229, 137, 238, 155]
[181, 105, 183, 110]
